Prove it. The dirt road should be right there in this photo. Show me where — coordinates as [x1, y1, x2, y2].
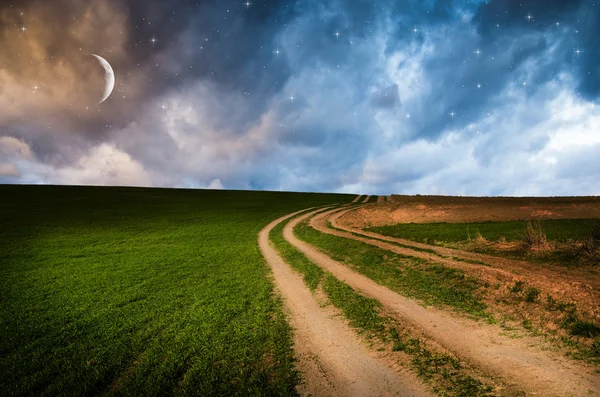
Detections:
[258, 209, 433, 397]
[351, 195, 362, 203]
[284, 209, 600, 397]
[325, 207, 600, 323]
[362, 195, 371, 203]
[331, 207, 600, 285]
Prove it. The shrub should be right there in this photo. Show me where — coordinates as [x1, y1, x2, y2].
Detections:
[520, 220, 550, 251]
[571, 319, 600, 338]
[592, 338, 600, 357]
[579, 222, 600, 265]
[510, 281, 525, 294]
[525, 287, 540, 303]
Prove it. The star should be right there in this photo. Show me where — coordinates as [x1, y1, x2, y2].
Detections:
[20, 24, 27, 32]
[150, 36, 158, 46]
[450, 111, 455, 118]
[412, 26, 418, 33]
[477, 84, 482, 89]
[274, 48, 281, 57]
[244, 1, 252, 8]
[474, 49, 482, 57]
[526, 14, 533, 22]
[334, 31, 340, 38]
[574, 48, 583, 56]
[289, 96, 295, 102]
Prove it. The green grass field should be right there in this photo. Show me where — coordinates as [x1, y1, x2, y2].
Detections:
[368, 219, 599, 244]
[0, 185, 350, 396]
[368, 219, 600, 264]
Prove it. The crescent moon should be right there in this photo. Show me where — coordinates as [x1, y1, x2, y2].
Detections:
[91, 54, 115, 104]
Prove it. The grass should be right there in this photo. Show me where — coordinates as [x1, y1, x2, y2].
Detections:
[389, 332, 494, 397]
[269, 217, 325, 292]
[368, 219, 600, 264]
[269, 212, 386, 335]
[524, 287, 540, 303]
[367, 195, 379, 203]
[0, 185, 351, 396]
[326, 220, 440, 255]
[294, 221, 489, 319]
[570, 319, 600, 338]
[269, 214, 495, 396]
[369, 219, 598, 244]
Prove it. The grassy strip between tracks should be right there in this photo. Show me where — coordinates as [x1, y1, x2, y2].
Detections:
[295, 219, 490, 320]
[269, 214, 496, 397]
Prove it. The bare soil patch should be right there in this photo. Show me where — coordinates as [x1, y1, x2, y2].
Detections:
[341, 195, 600, 227]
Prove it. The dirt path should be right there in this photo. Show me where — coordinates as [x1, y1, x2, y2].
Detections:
[333, 207, 600, 286]
[314, 208, 517, 282]
[377, 196, 386, 203]
[327, 207, 600, 317]
[351, 195, 362, 203]
[284, 209, 600, 397]
[259, 209, 433, 397]
[361, 195, 371, 204]
[320, 207, 600, 334]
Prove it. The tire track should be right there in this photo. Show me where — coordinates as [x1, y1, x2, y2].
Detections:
[329, 207, 600, 291]
[283, 209, 600, 397]
[259, 209, 433, 397]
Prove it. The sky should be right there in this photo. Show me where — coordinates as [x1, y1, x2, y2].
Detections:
[1, 0, 599, 195]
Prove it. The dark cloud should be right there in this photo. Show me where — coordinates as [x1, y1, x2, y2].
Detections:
[1, 0, 599, 194]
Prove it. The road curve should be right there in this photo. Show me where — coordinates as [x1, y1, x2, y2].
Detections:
[258, 208, 433, 397]
[283, 208, 600, 397]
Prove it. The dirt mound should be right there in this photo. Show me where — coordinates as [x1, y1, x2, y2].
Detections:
[342, 196, 600, 227]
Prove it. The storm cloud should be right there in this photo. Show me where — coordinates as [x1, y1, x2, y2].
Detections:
[1, 0, 599, 195]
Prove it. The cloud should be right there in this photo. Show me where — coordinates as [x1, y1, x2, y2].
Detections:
[0, 136, 33, 159]
[56, 143, 151, 186]
[0, 163, 19, 177]
[1, 0, 599, 195]
[207, 179, 224, 190]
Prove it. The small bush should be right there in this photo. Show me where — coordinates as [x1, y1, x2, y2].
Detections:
[579, 222, 600, 265]
[510, 281, 525, 293]
[525, 287, 540, 303]
[556, 301, 577, 313]
[592, 338, 600, 357]
[571, 319, 600, 338]
[520, 220, 551, 251]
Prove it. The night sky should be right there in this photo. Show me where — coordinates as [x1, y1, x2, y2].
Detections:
[1, 0, 599, 195]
